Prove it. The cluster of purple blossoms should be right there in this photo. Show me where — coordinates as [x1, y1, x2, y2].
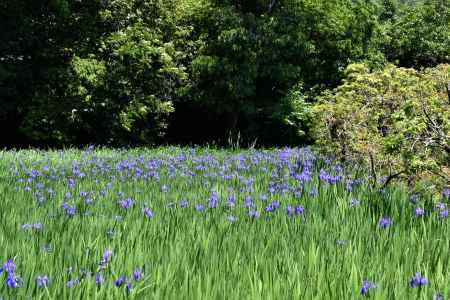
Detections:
[0, 260, 22, 289]
[435, 203, 449, 218]
[319, 169, 341, 184]
[61, 202, 76, 217]
[66, 278, 79, 288]
[21, 223, 43, 231]
[409, 272, 427, 288]
[265, 201, 280, 212]
[208, 191, 219, 208]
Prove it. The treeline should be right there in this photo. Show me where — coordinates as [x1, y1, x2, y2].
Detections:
[1, 0, 449, 148]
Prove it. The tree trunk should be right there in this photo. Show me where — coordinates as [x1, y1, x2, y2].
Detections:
[446, 81, 450, 104]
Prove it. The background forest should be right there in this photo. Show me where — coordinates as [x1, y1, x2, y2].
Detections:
[1, 0, 449, 148]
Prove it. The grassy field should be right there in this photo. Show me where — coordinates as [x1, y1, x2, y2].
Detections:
[0, 147, 448, 299]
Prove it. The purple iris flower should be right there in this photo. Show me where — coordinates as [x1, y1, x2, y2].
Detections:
[115, 277, 127, 287]
[195, 204, 204, 212]
[226, 195, 235, 208]
[143, 207, 153, 218]
[2, 260, 16, 274]
[61, 202, 76, 217]
[286, 205, 294, 216]
[442, 188, 450, 199]
[360, 280, 376, 296]
[66, 278, 79, 288]
[379, 217, 391, 229]
[95, 273, 104, 285]
[133, 268, 143, 281]
[179, 200, 188, 208]
[35, 274, 49, 287]
[118, 198, 134, 210]
[99, 249, 113, 266]
[409, 272, 427, 288]
[295, 205, 305, 216]
[414, 207, 425, 217]
[5, 273, 22, 288]
[248, 209, 259, 218]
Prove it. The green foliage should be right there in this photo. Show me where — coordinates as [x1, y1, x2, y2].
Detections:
[381, 0, 450, 67]
[2, 0, 450, 147]
[272, 83, 314, 144]
[313, 63, 450, 191]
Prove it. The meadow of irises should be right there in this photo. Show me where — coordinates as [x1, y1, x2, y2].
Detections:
[0, 147, 449, 299]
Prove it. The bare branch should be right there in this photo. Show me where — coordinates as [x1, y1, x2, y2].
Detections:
[382, 170, 406, 188]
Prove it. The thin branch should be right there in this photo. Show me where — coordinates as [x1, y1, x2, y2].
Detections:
[446, 81, 450, 104]
[382, 170, 406, 188]
[368, 151, 377, 188]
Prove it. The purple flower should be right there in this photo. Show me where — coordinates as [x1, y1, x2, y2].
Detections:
[295, 205, 305, 216]
[118, 198, 134, 210]
[66, 278, 79, 288]
[195, 204, 204, 212]
[360, 280, 376, 296]
[244, 195, 254, 208]
[143, 207, 153, 218]
[2, 260, 16, 274]
[133, 268, 143, 281]
[435, 202, 446, 211]
[248, 209, 259, 218]
[226, 195, 235, 208]
[414, 207, 425, 217]
[99, 249, 113, 266]
[160, 185, 168, 193]
[61, 202, 76, 217]
[265, 201, 280, 213]
[442, 188, 450, 199]
[115, 276, 127, 287]
[409, 272, 427, 288]
[179, 200, 188, 208]
[5, 273, 22, 288]
[379, 217, 391, 229]
[35, 274, 49, 288]
[440, 209, 449, 219]
[286, 205, 294, 216]
[95, 273, 104, 285]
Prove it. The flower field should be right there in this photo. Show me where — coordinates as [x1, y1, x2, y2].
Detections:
[0, 147, 449, 299]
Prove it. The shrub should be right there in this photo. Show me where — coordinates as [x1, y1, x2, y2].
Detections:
[313, 63, 450, 192]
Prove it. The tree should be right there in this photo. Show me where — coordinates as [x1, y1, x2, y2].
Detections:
[313, 63, 450, 191]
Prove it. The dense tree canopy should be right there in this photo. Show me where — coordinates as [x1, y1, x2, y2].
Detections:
[1, 0, 449, 148]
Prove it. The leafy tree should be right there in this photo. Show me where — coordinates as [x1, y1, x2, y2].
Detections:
[382, 0, 450, 67]
[313, 63, 450, 191]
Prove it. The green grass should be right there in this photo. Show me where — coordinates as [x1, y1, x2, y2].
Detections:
[0, 147, 448, 299]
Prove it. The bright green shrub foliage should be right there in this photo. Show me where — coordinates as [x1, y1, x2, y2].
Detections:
[313, 63, 450, 190]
